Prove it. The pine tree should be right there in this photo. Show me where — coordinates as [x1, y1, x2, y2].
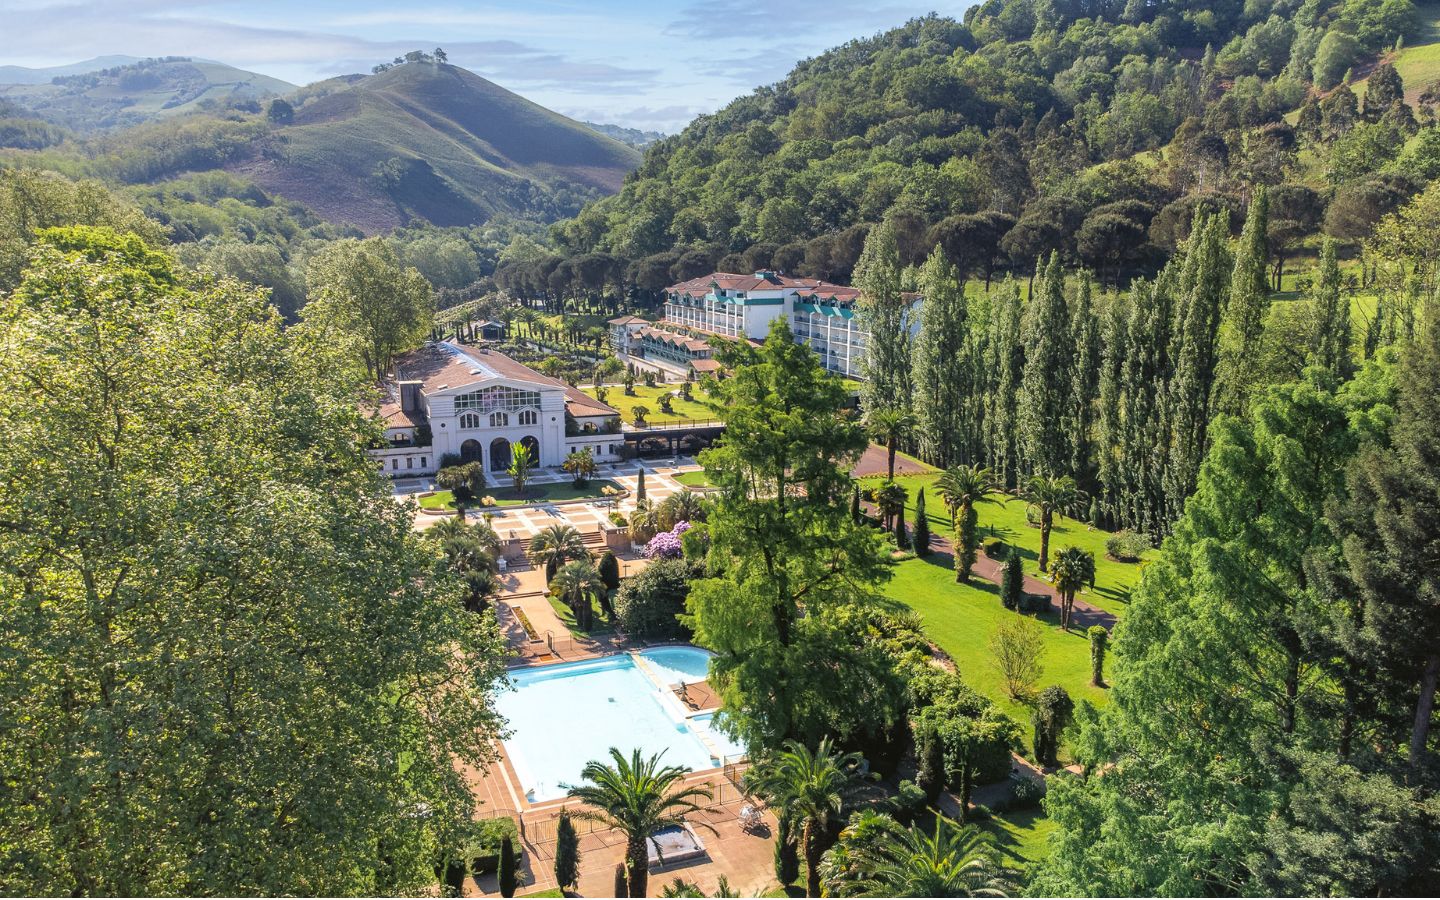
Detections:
[984, 280, 1026, 488]
[1363, 63, 1404, 121]
[855, 218, 913, 414]
[1309, 239, 1352, 380]
[913, 247, 971, 465]
[913, 488, 931, 556]
[1019, 252, 1072, 478]
[1065, 274, 1101, 487]
[1213, 187, 1271, 417]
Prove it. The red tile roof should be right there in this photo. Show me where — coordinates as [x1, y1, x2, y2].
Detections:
[389, 342, 619, 418]
[608, 315, 648, 325]
[665, 271, 859, 301]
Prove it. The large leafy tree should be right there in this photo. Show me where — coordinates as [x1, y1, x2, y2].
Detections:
[687, 319, 900, 750]
[302, 236, 432, 380]
[1037, 369, 1440, 895]
[0, 227, 508, 895]
[566, 748, 712, 898]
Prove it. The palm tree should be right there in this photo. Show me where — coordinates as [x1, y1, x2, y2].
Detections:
[528, 523, 586, 582]
[744, 738, 872, 897]
[866, 409, 917, 480]
[507, 442, 534, 497]
[566, 748, 713, 898]
[1021, 474, 1081, 572]
[657, 490, 707, 530]
[935, 465, 994, 583]
[552, 557, 605, 631]
[1051, 546, 1095, 631]
[873, 481, 908, 539]
[563, 447, 598, 487]
[840, 815, 1014, 898]
[629, 502, 660, 545]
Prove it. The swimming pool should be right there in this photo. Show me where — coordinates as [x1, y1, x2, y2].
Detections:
[495, 647, 747, 803]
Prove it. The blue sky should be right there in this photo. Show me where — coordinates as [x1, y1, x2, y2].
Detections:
[0, 0, 975, 131]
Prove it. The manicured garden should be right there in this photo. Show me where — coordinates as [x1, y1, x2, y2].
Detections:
[582, 383, 724, 425]
[416, 479, 621, 509]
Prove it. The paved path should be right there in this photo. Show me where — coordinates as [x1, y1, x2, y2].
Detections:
[852, 443, 935, 478]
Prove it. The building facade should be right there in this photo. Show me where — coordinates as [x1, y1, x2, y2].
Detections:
[662, 271, 919, 379]
[370, 341, 622, 477]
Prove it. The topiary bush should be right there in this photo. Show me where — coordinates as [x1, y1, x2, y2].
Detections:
[1011, 773, 1047, 808]
[985, 538, 1008, 559]
[890, 779, 928, 825]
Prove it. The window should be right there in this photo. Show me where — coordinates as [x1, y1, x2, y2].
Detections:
[420, 457, 427, 468]
[391, 459, 398, 470]
[518, 409, 537, 426]
[406, 457, 413, 469]
[454, 386, 541, 413]
[489, 411, 509, 427]
[459, 412, 480, 430]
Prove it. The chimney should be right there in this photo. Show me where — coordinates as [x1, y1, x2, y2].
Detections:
[399, 380, 422, 412]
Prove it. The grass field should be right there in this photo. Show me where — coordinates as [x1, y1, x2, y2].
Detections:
[1355, 3, 1440, 102]
[583, 383, 724, 425]
[981, 806, 1059, 870]
[416, 479, 619, 509]
[547, 593, 614, 637]
[673, 469, 713, 487]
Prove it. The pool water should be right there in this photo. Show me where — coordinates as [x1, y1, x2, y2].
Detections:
[495, 648, 746, 802]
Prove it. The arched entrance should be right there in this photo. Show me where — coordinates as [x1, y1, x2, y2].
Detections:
[519, 435, 540, 464]
[489, 437, 511, 472]
[460, 439, 482, 463]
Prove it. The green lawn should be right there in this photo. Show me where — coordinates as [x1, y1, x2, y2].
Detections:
[981, 806, 1058, 870]
[673, 469, 713, 487]
[584, 383, 724, 425]
[883, 557, 1108, 723]
[548, 592, 614, 637]
[860, 472, 1151, 617]
[518, 889, 564, 898]
[416, 479, 620, 509]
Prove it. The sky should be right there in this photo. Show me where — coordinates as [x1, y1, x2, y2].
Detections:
[0, 0, 976, 132]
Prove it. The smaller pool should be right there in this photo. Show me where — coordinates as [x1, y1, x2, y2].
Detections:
[638, 646, 714, 686]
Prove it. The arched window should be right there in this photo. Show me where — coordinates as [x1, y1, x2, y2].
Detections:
[489, 411, 509, 428]
[459, 412, 480, 430]
[518, 409, 538, 426]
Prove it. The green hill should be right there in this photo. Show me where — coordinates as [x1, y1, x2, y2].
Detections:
[230, 61, 641, 232]
[0, 57, 294, 131]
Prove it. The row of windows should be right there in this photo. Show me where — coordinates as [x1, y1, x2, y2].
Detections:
[458, 409, 539, 429]
[385, 456, 428, 471]
[454, 386, 542, 413]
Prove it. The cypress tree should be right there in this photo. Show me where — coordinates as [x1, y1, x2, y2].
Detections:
[855, 218, 913, 414]
[1001, 550, 1025, 610]
[597, 550, 621, 591]
[554, 811, 579, 892]
[1019, 252, 1071, 478]
[1095, 287, 1129, 524]
[635, 468, 646, 504]
[913, 488, 931, 556]
[985, 280, 1025, 487]
[916, 722, 945, 804]
[1213, 187, 1271, 418]
[1088, 625, 1109, 686]
[498, 835, 516, 898]
[1309, 239, 1351, 380]
[851, 484, 861, 524]
[913, 246, 971, 465]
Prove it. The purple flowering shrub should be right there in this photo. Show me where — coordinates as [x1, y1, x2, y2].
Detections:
[642, 521, 691, 559]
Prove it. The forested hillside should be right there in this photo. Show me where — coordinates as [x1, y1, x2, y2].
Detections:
[517, 0, 1424, 299]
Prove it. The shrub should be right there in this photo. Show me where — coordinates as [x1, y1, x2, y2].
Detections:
[1019, 592, 1052, 613]
[985, 538, 1008, 559]
[1106, 530, 1151, 562]
[891, 779, 928, 824]
[774, 813, 800, 885]
[969, 803, 994, 820]
[1011, 773, 1047, 808]
[457, 817, 520, 875]
[613, 557, 699, 639]
[1032, 685, 1073, 767]
[1001, 551, 1024, 611]
[597, 550, 621, 591]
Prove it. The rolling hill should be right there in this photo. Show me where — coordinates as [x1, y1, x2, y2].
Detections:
[0, 57, 294, 131]
[229, 61, 642, 232]
[0, 56, 143, 85]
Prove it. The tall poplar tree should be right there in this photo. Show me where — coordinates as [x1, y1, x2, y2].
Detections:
[855, 218, 913, 414]
[1065, 274, 1101, 488]
[913, 246, 971, 465]
[1213, 187, 1271, 417]
[1309, 238, 1352, 380]
[983, 280, 1025, 488]
[1018, 252, 1071, 478]
[1162, 211, 1231, 523]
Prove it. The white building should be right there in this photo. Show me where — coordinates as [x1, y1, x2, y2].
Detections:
[662, 271, 920, 379]
[369, 341, 622, 477]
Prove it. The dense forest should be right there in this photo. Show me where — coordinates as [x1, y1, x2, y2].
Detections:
[492, 0, 1425, 306]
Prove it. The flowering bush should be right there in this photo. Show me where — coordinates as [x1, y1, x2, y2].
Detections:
[642, 521, 690, 559]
